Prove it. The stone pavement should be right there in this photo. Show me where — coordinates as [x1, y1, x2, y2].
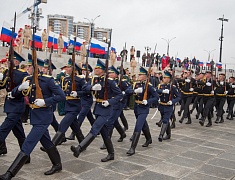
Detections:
[1, 105, 235, 180]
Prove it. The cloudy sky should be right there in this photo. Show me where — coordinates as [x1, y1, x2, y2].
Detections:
[1, 0, 235, 65]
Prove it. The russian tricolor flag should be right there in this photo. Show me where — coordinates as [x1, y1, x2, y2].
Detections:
[216, 62, 222, 68]
[206, 62, 210, 66]
[0, 21, 17, 43]
[69, 35, 83, 51]
[176, 57, 181, 62]
[63, 36, 68, 52]
[48, 31, 58, 49]
[199, 62, 204, 66]
[90, 38, 107, 54]
[32, 30, 43, 49]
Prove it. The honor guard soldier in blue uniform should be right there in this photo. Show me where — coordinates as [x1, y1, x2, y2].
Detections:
[157, 71, 181, 141]
[0, 57, 66, 180]
[198, 71, 216, 127]
[0, 51, 28, 157]
[46, 59, 86, 148]
[126, 67, 158, 156]
[226, 77, 235, 120]
[214, 73, 229, 124]
[66, 63, 95, 141]
[71, 59, 123, 162]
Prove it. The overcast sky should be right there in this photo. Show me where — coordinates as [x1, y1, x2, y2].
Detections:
[1, 0, 235, 65]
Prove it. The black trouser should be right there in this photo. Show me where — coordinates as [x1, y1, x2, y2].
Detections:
[182, 95, 193, 118]
[215, 96, 226, 117]
[202, 96, 215, 119]
[227, 97, 235, 116]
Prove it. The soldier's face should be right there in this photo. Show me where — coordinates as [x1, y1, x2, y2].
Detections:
[66, 67, 72, 75]
[13, 59, 20, 66]
[138, 74, 146, 81]
[163, 77, 170, 84]
[94, 68, 104, 76]
[42, 67, 48, 74]
[219, 75, 225, 81]
[27, 65, 33, 75]
[108, 72, 117, 79]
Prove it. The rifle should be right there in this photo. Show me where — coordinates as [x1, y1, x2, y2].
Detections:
[103, 29, 112, 100]
[169, 66, 176, 100]
[119, 42, 125, 90]
[85, 38, 91, 82]
[7, 12, 16, 92]
[153, 43, 157, 54]
[225, 63, 227, 92]
[71, 37, 77, 91]
[48, 36, 54, 76]
[143, 59, 153, 100]
[32, 26, 43, 99]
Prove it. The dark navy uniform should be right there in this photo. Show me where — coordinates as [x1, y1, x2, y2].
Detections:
[226, 78, 235, 120]
[71, 59, 123, 162]
[126, 67, 158, 156]
[0, 51, 28, 156]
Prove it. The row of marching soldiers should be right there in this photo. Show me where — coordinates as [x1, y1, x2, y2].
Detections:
[0, 51, 181, 180]
[175, 69, 235, 127]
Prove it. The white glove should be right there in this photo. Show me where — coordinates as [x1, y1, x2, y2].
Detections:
[92, 84, 102, 91]
[122, 91, 125, 95]
[7, 92, 15, 99]
[232, 85, 235, 88]
[102, 100, 109, 107]
[70, 91, 77, 98]
[211, 91, 214, 94]
[134, 87, 143, 94]
[206, 82, 212, 86]
[167, 100, 173, 105]
[189, 88, 194, 92]
[225, 91, 228, 95]
[0, 73, 3, 81]
[220, 81, 224, 85]
[162, 89, 169, 94]
[34, 99, 45, 107]
[142, 100, 148, 105]
[18, 81, 30, 91]
[185, 79, 191, 83]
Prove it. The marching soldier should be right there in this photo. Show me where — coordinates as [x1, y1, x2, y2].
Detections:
[157, 71, 181, 141]
[110, 50, 116, 66]
[41, 29, 48, 52]
[126, 67, 158, 156]
[0, 52, 28, 157]
[80, 41, 87, 64]
[58, 33, 64, 57]
[71, 59, 123, 162]
[178, 70, 196, 124]
[214, 73, 229, 124]
[199, 71, 215, 127]
[0, 57, 66, 179]
[226, 77, 235, 120]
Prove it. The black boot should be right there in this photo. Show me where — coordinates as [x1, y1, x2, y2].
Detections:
[0, 151, 29, 180]
[75, 131, 85, 144]
[44, 146, 62, 175]
[115, 124, 126, 142]
[226, 114, 230, 120]
[100, 129, 113, 150]
[158, 123, 168, 142]
[229, 114, 234, 120]
[170, 121, 175, 129]
[178, 111, 182, 116]
[70, 133, 95, 158]
[156, 119, 162, 127]
[163, 123, 171, 140]
[66, 131, 75, 140]
[206, 118, 212, 127]
[142, 128, 152, 147]
[0, 141, 7, 156]
[126, 132, 140, 156]
[199, 117, 205, 126]
[215, 116, 220, 124]
[185, 116, 192, 124]
[179, 117, 184, 123]
[101, 138, 114, 162]
[219, 116, 224, 123]
[129, 134, 133, 141]
[120, 111, 128, 131]
[17, 139, 30, 164]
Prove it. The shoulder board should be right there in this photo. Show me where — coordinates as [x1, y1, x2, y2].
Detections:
[42, 74, 53, 78]
[122, 79, 127, 81]
[148, 82, 153, 86]
[22, 76, 31, 82]
[108, 77, 114, 80]
[157, 84, 161, 89]
[17, 69, 26, 73]
[77, 75, 85, 78]
[2, 69, 7, 73]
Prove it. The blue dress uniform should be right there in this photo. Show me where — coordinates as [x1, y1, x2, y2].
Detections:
[50, 59, 86, 147]
[156, 71, 181, 142]
[0, 51, 28, 156]
[226, 77, 235, 120]
[71, 59, 123, 162]
[0, 62, 66, 179]
[126, 67, 158, 156]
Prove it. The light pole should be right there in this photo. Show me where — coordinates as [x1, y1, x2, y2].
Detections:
[84, 15, 101, 39]
[204, 49, 216, 62]
[161, 37, 176, 56]
[144, 46, 151, 66]
[218, 15, 228, 63]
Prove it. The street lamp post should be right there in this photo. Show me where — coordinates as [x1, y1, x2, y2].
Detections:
[218, 15, 228, 63]
[204, 49, 216, 62]
[161, 37, 176, 56]
[84, 15, 101, 39]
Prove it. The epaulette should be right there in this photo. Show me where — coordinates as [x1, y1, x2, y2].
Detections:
[77, 75, 85, 78]
[108, 77, 114, 80]
[22, 76, 31, 82]
[17, 69, 26, 73]
[157, 84, 161, 89]
[122, 79, 127, 81]
[148, 82, 153, 86]
[42, 74, 53, 78]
